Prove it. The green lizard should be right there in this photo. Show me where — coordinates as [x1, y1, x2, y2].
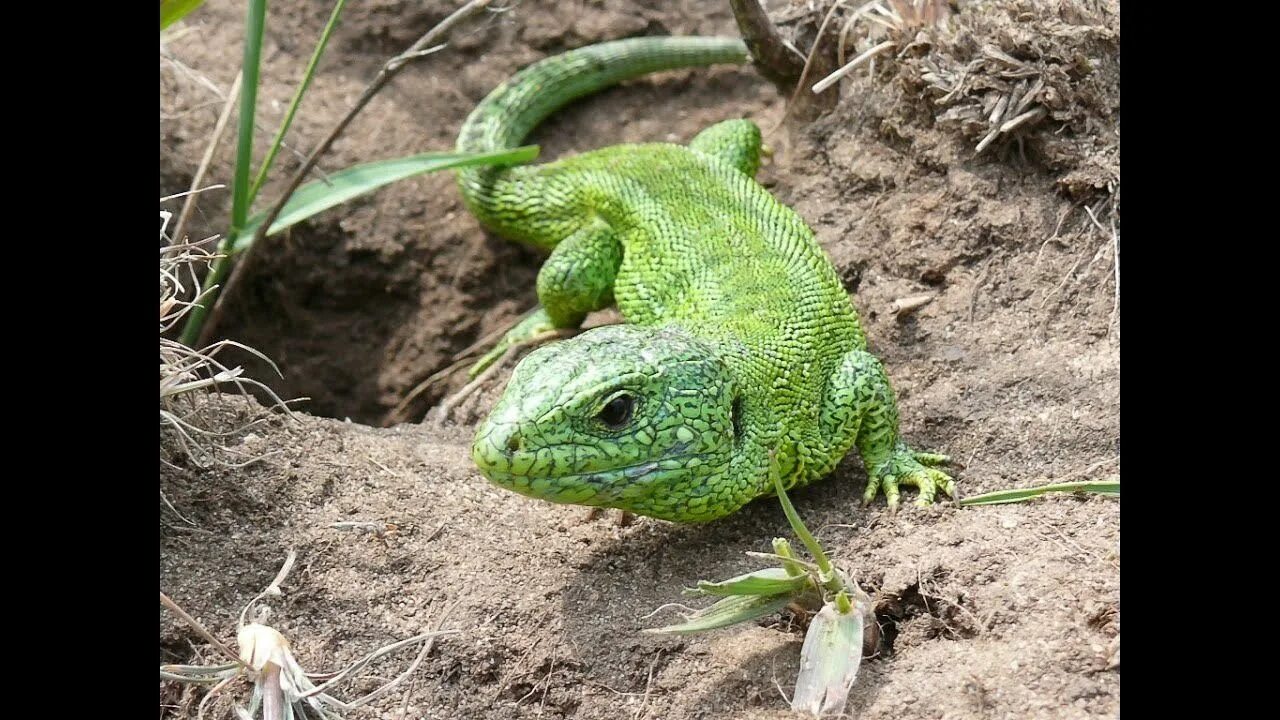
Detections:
[457, 36, 955, 523]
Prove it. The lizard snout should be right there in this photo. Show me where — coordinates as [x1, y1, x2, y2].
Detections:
[499, 427, 523, 453]
[471, 418, 532, 480]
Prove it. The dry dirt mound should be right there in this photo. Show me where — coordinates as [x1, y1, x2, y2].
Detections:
[160, 1, 1119, 718]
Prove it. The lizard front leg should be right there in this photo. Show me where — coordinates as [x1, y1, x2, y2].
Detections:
[470, 219, 622, 375]
[689, 119, 765, 177]
[820, 347, 956, 509]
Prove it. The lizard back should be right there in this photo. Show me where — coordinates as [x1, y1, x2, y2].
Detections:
[460, 36, 958, 521]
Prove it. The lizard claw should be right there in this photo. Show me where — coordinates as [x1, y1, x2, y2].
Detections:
[912, 451, 950, 467]
[467, 308, 558, 378]
[862, 442, 956, 510]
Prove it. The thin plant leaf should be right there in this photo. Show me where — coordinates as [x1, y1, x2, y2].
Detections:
[792, 601, 866, 717]
[744, 550, 820, 572]
[772, 537, 809, 578]
[248, 0, 349, 202]
[178, 145, 537, 346]
[232, 146, 539, 251]
[181, 0, 265, 347]
[231, 0, 267, 235]
[160, 0, 207, 29]
[643, 593, 792, 635]
[685, 567, 812, 598]
[772, 464, 839, 592]
[960, 477, 1119, 506]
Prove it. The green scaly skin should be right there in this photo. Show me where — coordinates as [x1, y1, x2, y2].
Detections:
[457, 37, 955, 522]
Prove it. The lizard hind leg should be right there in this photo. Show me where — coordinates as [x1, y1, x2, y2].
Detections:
[469, 219, 623, 376]
[688, 119, 765, 177]
[819, 347, 957, 510]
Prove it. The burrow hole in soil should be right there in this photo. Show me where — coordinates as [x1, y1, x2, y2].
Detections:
[767, 569, 980, 661]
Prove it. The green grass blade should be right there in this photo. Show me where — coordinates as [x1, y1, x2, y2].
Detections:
[177, 146, 536, 347]
[176, 0, 264, 348]
[160, 0, 207, 29]
[959, 477, 1120, 507]
[772, 467, 837, 590]
[231, 0, 267, 235]
[248, 0, 349, 203]
[232, 146, 539, 251]
[686, 568, 811, 598]
[745, 551, 819, 572]
[643, 593, 793, 635]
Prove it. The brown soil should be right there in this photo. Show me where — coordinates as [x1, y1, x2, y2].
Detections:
[160, 1, 1119, 718]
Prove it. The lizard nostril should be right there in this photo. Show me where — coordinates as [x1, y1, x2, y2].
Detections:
[506, 430, 522, 453]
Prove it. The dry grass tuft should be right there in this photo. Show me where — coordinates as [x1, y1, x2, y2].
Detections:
[161, 553, 459, 719]
[159, 204, 297, 475]
[811, 0, 1118, 186]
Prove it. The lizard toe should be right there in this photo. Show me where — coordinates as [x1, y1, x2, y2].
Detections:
[867, 445, 958, 510]
[913, 451, 950, 467]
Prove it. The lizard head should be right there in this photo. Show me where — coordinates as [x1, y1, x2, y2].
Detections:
[471, 324, 747, 522]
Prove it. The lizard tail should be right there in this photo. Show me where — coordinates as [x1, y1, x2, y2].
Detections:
[455, 36, 749, 230]
[456, 36, 749, 154]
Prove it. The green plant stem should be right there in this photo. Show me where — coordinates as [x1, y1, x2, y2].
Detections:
[179, 0, 265, 347]
[232, 0, 268, 234]
[772, 470, 837, 591]
[772, 537, 808, 578]
[248, 0, 348, 203]
[177, 239, 232, 347]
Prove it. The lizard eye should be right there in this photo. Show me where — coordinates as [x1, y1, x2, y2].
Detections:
[597, 393, 634, 429]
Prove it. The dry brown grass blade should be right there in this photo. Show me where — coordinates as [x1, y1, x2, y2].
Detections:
[383, 355, 475, 427]
[383, 305, 542, 426]
[171, 71, 243, 253]
[163, 555, 462, 719]
[769, 0, 846, 132]
[432, 328, 577, 425]
[239, 551, 299, 629]
[814, 0, 956, 99]
[336, 602, 459, 709]
[812, 39, 895, 93]
[162, 203, 300, 476]
[1083, 199, 1120, 335]
[294, 607, 461, 707]
[161, 591, 243, 664]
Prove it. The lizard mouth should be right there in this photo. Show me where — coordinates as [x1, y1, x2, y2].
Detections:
[476, 452, 714, 507]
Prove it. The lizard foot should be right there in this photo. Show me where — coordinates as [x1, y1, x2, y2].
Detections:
[468, 308, 558, 378]
[861, 442, 956, 511]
